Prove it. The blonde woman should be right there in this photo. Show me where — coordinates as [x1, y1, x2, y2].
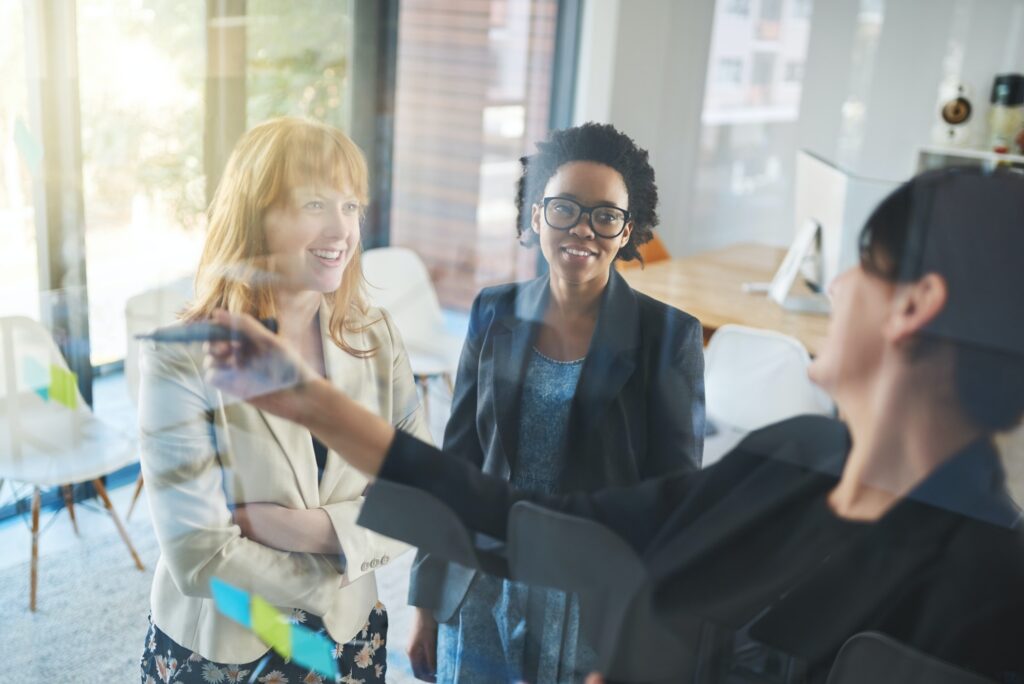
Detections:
[138, 117, 428, 683]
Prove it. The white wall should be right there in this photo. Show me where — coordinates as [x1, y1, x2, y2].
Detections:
[574, 0, 1024, 254]
[573, 0, 715, 256]
[800, 0, 1024, 182]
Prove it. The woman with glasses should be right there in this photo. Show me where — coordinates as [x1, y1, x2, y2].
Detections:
[403, 123, 706, 683]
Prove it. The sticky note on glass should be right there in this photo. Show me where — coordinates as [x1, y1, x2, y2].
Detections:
[13, 117, 43, 176]
[49, 365, 77, 409]
[23, 358, 50, 400]
[209, 578, 339, 680]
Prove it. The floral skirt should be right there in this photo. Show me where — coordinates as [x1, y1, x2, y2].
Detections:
[140, 603, 388, 684]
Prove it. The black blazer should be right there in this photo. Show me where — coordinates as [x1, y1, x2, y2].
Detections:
[377, 416, 1024, 683]
[409, 269, 706, 621]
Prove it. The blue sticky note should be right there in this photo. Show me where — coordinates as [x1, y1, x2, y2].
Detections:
[23, 358, 49, 395]
[210, 577, 251, 628]
[291, 624, 339, 679]
[13, 117, 43, 176]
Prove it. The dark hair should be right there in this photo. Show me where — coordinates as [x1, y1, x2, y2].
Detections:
[515, 122, 658, 263]
[858, 175, 1024, 433]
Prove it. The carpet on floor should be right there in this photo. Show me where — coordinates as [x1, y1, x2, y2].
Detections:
[0, 506, 419, 684]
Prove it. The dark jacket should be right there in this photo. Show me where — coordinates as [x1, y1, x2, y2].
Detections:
[377, 416, 1024, 683]
[409, 269, 706, 621]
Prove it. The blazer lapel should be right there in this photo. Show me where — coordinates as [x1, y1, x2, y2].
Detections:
[571, 270, 639, 434]
[316, 302, 362, 501]
[255, 300, 338, 509]
[256, 408, 318, 508]
[487, 278, 547, 472]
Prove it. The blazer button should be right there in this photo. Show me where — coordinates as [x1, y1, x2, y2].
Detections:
[370, 558, 380, 569]
[381, 555, 389, 565]
[360, 561, 369, 572]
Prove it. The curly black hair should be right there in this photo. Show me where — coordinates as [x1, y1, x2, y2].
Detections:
[515, 122, 658, 263]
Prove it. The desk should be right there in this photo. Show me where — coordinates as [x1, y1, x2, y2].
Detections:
[620, 243, 831, 356]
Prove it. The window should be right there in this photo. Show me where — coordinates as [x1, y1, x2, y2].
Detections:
[791, 0, 813, 19]
[0, 1, 40, 321]
[76, 0, 359, 365]
[388, 0, 561, 310]
[717, 58, 745, 84]
[726, 0, 751, 15]
[693, 0, 815, 253]
[757, 0, 784, 39]
[77, 0, 207, 365]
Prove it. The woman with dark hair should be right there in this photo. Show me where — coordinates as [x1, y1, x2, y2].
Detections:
[203, 166, 1024, 682]
[399, 122, 706, 682]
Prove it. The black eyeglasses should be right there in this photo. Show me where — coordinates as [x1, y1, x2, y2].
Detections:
[541, 197, 631, 239]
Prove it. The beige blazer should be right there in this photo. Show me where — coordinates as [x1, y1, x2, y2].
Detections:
[138, 303, 430, 664]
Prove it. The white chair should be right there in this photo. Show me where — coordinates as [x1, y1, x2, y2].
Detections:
[0, 316, 144, 611]
[360, 247, 463, 418]
[703, 324, 834, 466]
[122, 276, 193, 518]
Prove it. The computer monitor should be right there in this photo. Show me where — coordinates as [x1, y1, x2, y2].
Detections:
[793, 150, 899, 293]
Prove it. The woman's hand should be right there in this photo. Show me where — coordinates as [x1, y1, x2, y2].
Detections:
[204, 310, 319, 422]
[232, 503, 297, 551]
[232, 503, 342, 555]
[407, 607, 439, 682]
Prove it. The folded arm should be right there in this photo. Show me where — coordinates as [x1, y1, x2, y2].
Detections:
[140, 341, 344, 613]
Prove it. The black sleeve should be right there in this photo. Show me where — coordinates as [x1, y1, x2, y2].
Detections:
[381, 429, 695, 556]
[407, 293, 488, 610]
[645, 314, 705, 476]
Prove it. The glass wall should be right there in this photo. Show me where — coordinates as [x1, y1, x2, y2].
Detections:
[389, 0, 560, 309]
[77, 0, 208, 365]
[689, 0, 814, 254]
[0, 0, 40, 321]
[78, 0, 358, 365]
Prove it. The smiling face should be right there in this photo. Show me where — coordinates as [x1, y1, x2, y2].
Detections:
[531, 161, 633, 288]
[263, 185, 362, 294]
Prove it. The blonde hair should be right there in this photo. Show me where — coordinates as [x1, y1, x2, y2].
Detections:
[184, 116, 377, 357]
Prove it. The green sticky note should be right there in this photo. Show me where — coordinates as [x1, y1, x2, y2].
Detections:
[251, 595, 291, 659]
[49, 365, 77, 409]
[13, 117, 43, 176]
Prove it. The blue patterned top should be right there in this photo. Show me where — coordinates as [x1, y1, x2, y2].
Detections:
[512, 348, 584, 493]
[436, 348, 594, 683]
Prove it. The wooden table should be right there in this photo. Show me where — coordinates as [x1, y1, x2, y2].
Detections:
[620, 243, 831, 356]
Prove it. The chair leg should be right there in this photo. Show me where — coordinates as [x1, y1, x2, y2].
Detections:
[92, 478, 145, 571]
[30, 486, 41, 612]
[126, 471, 145, 521]
[443, 372, 454, 395]
[61, 484, 79, 535]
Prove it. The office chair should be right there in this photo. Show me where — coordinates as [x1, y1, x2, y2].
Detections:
[506, 501, 700, 682]
[704, 324, 834, 466]
[0, 316, 145, 611]
[827, 632, 995, 684]
[361, 247, 463, 422]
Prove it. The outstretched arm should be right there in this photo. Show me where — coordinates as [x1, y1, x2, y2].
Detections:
[204, 310, 691, 552]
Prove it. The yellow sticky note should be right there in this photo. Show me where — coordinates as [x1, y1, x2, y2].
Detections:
[250, 595, 291, 660]
[49, 365, 78, 410]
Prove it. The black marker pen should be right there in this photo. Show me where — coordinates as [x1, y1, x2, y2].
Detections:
[135, 318, 278, 343]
